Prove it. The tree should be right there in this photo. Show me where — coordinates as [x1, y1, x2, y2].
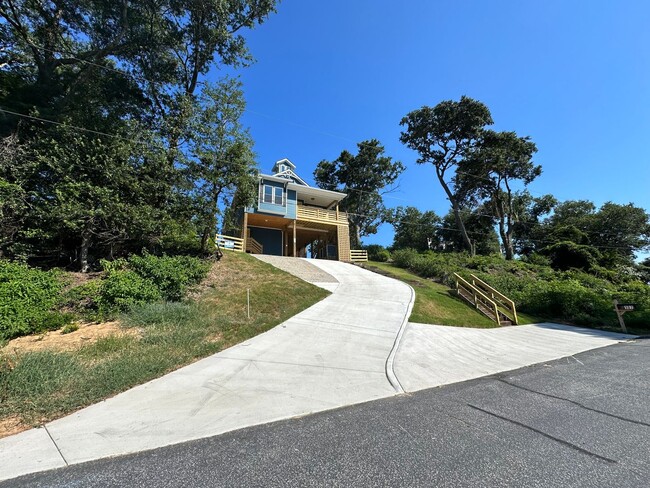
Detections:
[314, 140, 404, 248]
[0, 1, 277, 133]
[510, 192, 557, 256]
[388, 206, 441, 252]
[532, 200, 650, 268]
[438, 208, 500, 255]
[0, 1, 276, 264]
[185, 78, 257, 254]
[26, 125, 173, 271]
[0, 134, 29, 257]
[588, 202, 650, 266]
[399, 96, 493, 256]
[456, 130, 541, 260]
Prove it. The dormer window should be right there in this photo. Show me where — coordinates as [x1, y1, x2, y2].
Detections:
[278, 164, 286, 173]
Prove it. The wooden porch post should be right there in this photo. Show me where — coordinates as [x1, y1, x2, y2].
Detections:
[241, 213, 248, 252]
[336, 203, 340, 222]
[292, 220, 297, 257]
[284, 227, 288, 257]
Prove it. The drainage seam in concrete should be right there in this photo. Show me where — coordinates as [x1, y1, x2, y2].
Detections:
[385, 283, 415, 394]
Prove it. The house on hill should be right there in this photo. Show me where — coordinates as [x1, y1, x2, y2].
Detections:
[237, 158, 352, 261]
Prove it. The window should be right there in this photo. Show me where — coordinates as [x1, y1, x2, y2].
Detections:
[263, 185, 273, 203]
[262, 185, 284, 206]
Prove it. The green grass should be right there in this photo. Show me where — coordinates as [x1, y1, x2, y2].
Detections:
[0, 252, 329, 430]
[364, 261, 543, 328]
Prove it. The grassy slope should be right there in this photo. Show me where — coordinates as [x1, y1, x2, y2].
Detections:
[364, 261, 542, 327]
[0, 252, 329, 434]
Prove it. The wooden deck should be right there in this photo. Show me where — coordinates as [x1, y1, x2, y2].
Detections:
[297, 205, 348, 225]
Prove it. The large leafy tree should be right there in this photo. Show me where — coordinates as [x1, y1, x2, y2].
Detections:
[438, 207, 500, 255]
[314, 139, 404, 248]
[0, 0, 277, 131]
[457, 130, 541, 260]
[26, 125, 173, 271]
[521, 200, 650, 268]
[399, 96, 493, 256]
[388, 206, 441, 252]
[185, 77, 257, 254]
[0, 1, 276, 266]
[510, 192, 557, 256]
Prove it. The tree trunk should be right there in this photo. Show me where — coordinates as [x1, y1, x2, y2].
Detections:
[451, 201, 475, 256]
[435, 168, 474, 255]
[200, 226, 211, 254]
[79, 230, 91, 273]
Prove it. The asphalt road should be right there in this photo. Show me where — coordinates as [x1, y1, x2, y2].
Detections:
[4, 339, 648, 488]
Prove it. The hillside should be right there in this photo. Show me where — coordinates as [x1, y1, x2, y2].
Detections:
[0, 252, 328, 438]
[381, 249, 650, 335]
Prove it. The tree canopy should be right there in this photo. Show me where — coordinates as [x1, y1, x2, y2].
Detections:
[456, 130, 541, 259]
[0, 1, 276, 268]
[399, 96, 493, 255]
[314, 139, 404, 248]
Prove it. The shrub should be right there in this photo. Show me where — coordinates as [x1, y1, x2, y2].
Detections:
[60, 280, 102, 316]
[375, 249, 391, 262]
[97, 270, 162, 313]
[365, 245, 390, 262]
[0, 261, 64, 339]
[391, 248, 420, 269]
[126, 252, 210, 301]
[61, 323, 80, 334]
[541, 241, 602, 271]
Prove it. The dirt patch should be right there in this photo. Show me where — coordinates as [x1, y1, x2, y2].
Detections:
[1, 321, 138, 355]
[0, 416, 30, 438]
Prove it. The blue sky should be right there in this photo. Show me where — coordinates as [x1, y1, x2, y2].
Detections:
[215, 0, 650, 249]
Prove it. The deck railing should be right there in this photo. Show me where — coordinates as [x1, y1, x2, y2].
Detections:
[350, 250, 368, 262]
[215, 234, 244, 252]
[246, 237, 263, 254]
[297, 205, 348, 224]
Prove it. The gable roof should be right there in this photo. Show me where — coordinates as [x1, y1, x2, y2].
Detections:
[274, 168, 309, 186]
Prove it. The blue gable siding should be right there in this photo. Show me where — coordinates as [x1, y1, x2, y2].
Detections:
[286, 190, 297, 219]
[250, 227, 283, 256]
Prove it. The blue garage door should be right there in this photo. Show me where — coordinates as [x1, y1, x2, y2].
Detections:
[249, 227, 283, 256]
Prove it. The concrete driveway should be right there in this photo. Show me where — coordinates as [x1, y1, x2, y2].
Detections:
[394, 322, 634, 392]
[0, 257, 634, 482]
[0, 258, 414, 480]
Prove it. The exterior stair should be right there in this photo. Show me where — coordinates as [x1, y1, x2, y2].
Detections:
[454, 273, 518, 326]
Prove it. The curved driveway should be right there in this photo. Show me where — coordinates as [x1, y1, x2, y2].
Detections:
[0, 258, 414, 480]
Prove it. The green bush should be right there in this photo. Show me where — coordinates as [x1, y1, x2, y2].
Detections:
[0, 261, 65, 339]
[97, 270, 162, 313]
[61, 323, 80, 334]
[388, 249, 650, 328]
[365, 245, 391, 262]
[60, 280, 102, 316]
[541, 241, 602, 271]
[126, 252, 210, 301]
[375, 249, 391, 262]
[391, 248, 420, 269]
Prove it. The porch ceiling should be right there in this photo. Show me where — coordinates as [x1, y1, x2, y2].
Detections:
[246, 213, 291, 229]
